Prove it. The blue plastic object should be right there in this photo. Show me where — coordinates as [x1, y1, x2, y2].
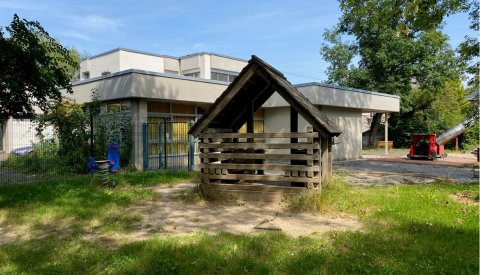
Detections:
[107, 143, 120, 173]
[87, 156, 98, 174]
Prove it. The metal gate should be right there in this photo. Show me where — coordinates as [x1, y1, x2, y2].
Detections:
[143, 120, 195, 170]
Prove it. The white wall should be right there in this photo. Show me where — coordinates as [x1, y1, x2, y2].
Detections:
[264, 85, 400, 113]
[80, 51, 121, 79]
[119, 51, 164, 73]
[264, 105, 362, 160]
[199, 54, 211, 79]
[180, 56, 200, 73]
[164, 57, 180, 73]
[1, 118, 54, 154]
[210, 55, 247, 73]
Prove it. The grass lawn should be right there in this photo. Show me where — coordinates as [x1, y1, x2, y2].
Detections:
[0, 171, 478, 274]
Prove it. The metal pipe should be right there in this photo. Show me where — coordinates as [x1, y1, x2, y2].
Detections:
[436, 118, 475, 145]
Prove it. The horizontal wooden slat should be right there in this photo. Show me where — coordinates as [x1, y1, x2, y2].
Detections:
[199, 132, 318, 139]
[200, 163, 319, 172]
[199, 143, 319, 150]
[205, 183, 311, 192]
[202, 174, 319, 183]
[200, 153, 318, 160]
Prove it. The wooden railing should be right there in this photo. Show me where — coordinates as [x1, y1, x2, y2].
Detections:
[198, 129, 331, 189]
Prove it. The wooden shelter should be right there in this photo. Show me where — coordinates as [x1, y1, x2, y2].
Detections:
[189, 56, 342, 201]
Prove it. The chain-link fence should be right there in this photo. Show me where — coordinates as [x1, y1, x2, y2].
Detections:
[0, 115, 198, 185]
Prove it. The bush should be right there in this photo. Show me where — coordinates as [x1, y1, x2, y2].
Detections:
[3, 139, 72, 175]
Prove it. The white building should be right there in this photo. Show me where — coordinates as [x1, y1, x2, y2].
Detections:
[2, 48, 400, 169]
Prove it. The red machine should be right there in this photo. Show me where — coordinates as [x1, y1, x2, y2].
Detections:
[407, 134, 445, 160]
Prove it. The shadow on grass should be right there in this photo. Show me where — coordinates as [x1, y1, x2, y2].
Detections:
[1, 222, 478, 274]
[0, 176, 154, 233]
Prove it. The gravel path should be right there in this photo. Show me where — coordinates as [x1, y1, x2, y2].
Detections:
[335, 159, 477, 185]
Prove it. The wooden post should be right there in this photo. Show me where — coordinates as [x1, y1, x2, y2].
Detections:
[328, 137, 333, 178]
[306, 126, 314, 189]
[321, 136, 329, 183]
[313, 135, 322, 187]
[246, 102, 255, 176]
[384, 113, 388, 156]
[290, 108, 298, 145]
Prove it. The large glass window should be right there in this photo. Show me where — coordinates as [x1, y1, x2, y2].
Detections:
[211, 71, 238, 83]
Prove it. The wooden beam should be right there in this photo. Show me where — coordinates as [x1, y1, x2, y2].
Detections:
[189, 68, 255, 136]
[201, 174, 319, 183]
[199, 142, 319, 150]
[199, 163, 320, 172]
[199, 132, 318, 139]
[252, 67, 332, 138]
[200, 152, 318, 161]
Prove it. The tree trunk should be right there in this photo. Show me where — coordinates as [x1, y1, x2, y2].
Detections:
[367, 113, 383, 147]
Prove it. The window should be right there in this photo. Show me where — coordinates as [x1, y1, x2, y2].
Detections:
[183, 72, 200, 78]
[106, 101, 131, 113]
[101, 71, 111, 76]
[164, 70, 179, 75]
[82, 72, 90, 80]
[211, 71, 238, 83]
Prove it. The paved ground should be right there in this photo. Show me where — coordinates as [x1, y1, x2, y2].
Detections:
[336, 155, 478, 185]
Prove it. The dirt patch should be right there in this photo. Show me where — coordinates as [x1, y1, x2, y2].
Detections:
[0, 183, 362, 246]
[449, 192, 479, 205]
[128, 183, 361, 239]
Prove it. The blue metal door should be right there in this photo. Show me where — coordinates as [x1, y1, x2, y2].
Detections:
[143, 121, 195, 171]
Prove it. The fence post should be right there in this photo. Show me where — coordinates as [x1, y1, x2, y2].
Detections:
[143, 123, 148, 170]
[163, 121, 168, 170]
[188, 121, 195, 171]
[158, 123, 163, 170]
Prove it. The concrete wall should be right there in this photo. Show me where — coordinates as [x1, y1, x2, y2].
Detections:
[264, 85, 399, 113]
[264, 106, 362, 160]
[210, 55, 247, 73]
[319, 106, 362, 160]
[131, 73, 228, 103]
[119, 51, 164, 73]
[80, 51, 120, 80]
[164, 57, 180, 73]
[180, 56, 200, 73]
[130, 99, 147, 170]
[199, 54, 211, 79]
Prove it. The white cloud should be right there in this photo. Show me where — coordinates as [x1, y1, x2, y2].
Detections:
[0, 0, 46, 11]
[192, 43, 206, 50]
[60, 31, 93, 42]
[63, 14, 124, 32]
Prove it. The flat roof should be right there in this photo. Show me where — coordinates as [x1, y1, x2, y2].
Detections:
[85, 48, 248, 63]
[72, 68, 232, 87]
[295, 82, 400, 99]
[70, 69, 399, 112]
[73, 69, 396, 99]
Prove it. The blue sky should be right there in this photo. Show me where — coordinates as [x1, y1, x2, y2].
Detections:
[0, 0, 475, 84]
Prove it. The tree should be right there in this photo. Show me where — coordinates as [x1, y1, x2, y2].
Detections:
[321, 0, 467, 146]
[0, 14, 78, 119]
[458, 0, 479, 88]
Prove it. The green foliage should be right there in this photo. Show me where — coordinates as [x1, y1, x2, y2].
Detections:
[35, 94, 133, 173]
[321, 0, 474, 147]
[2, 138, 72, 175]
[0, 14, 79, 119]
[458, 0, 479, 88]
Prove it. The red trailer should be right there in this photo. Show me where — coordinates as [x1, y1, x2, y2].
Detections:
[407, 134, 445, 160]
